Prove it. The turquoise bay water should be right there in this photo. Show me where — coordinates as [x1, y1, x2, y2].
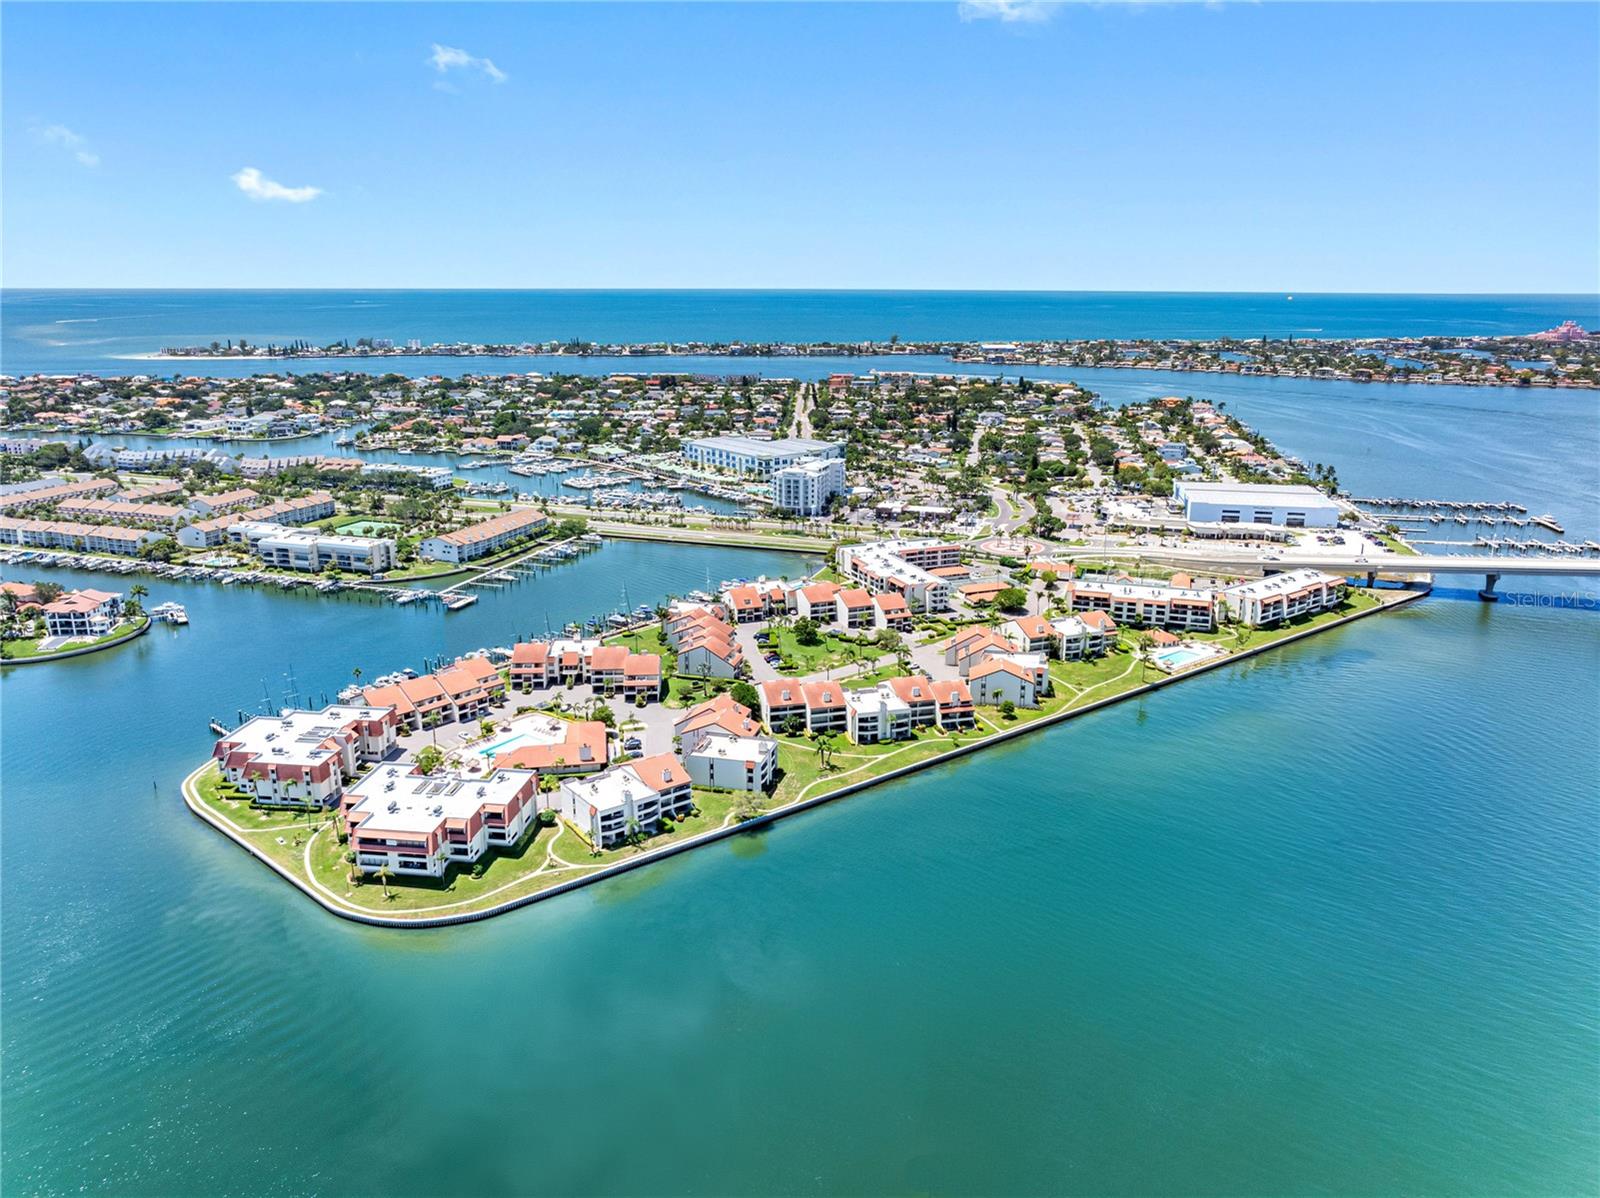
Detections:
[3, 577, 1595, 1194]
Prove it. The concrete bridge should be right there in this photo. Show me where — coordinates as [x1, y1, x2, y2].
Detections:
[1124, 549, 1600, 600]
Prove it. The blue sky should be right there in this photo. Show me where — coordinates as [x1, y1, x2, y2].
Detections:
[4, 2, 1596, 292]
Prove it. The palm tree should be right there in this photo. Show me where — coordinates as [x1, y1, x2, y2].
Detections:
[352, 665, 363, 687]
[128, 583, 149, 617]
[374, 864, 394, 900]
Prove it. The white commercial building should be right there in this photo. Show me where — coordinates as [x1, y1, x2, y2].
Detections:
[771, 456, 846, 516]
[684, 436, 843, 478]
[1173, 481, 1340, 528]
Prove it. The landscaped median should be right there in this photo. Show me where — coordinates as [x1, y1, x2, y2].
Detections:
[181, 585, 1424, 927]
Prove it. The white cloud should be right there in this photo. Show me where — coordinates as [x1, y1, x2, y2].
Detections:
[958, 0, 1061, 22]
[37, 124, 99, 167]
[429, 42, 508, 84]
[231, 167, 322, 204]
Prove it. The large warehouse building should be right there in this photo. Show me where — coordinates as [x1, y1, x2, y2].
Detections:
[684, 436, 843, 477]
[1173, 481, 1341, 528]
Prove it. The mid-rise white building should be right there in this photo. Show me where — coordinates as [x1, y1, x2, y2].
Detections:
[559, 755, 693, 848]
[212, 704, 401, 807]
[836, 539, 960, 613]
[771, 456, 846, 516]
[684, 732, 778, 792]
[1066, 575, 1218, 632]
[344, 764, 541, 878]
[359, 462, 456, 489]
[418, 508, 548, 563]
[253, 527, 397, 574]
[1221, 569, 1347, 626]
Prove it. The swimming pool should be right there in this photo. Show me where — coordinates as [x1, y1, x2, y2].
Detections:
[477, 731, 533, 758]
[1154, 645, 1216, 671]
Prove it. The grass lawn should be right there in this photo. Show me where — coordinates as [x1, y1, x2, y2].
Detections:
[1, 618, 146, 660]
[1047, 649, 1135, 692]
[305, 815, 569, 914]
[0, 637, 43, 660]
[377, 558, 470, 582]
[1375, 532, 1420, 556]
[664, 675, 736, 708]
[1187, 590, 1383, 650]
[768, 626, 871, 675]
[604, 624, 675, 666]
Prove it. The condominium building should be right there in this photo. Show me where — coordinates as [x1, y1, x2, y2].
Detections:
[176, 492, 337, 548]
[837, 539, 960, 613]
[212, 704, 401, 807]
[1065, 575, 1218, 632]
[344, 764, 540, 877]
[0, 478, 119, 512]
[684, 731, 777, 792]
[252, 527, 398, 574]
[361, 657, 505, 730]
[674, 694, 765, 754]
[721, 581, 790, 623]
[846, 686, 913, 745]
[683, 435, 843, 478]
[665, 608, 744, 679]
[418, 508, 548, 563]
[1049, 615, 1113, 660]
[771, 456, 846, 515]
[505, 639, 661, 700]
[559, 755, 693, 848]
[0, 517, 162, 556]
[1221, 569, 1346, 626]
[359, 462, 455, 489]
[55, 498, 188, 528]
[968, 657, 1042, 709]
[185, 488, 261, 516]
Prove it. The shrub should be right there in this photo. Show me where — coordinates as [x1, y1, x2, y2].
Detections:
[470, 863, 486, 879]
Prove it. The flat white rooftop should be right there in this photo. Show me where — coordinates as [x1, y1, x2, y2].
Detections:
[222, 705, 391, 765]
[688, 734, 774, 764]
[1175, 482, 1336, 507]
[687, 435, 841, 458]
[347, 763, 533, 836]
[1223, 568, 1343, 599]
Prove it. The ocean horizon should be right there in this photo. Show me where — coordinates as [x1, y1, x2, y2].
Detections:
[5, 289, 1598, 377]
